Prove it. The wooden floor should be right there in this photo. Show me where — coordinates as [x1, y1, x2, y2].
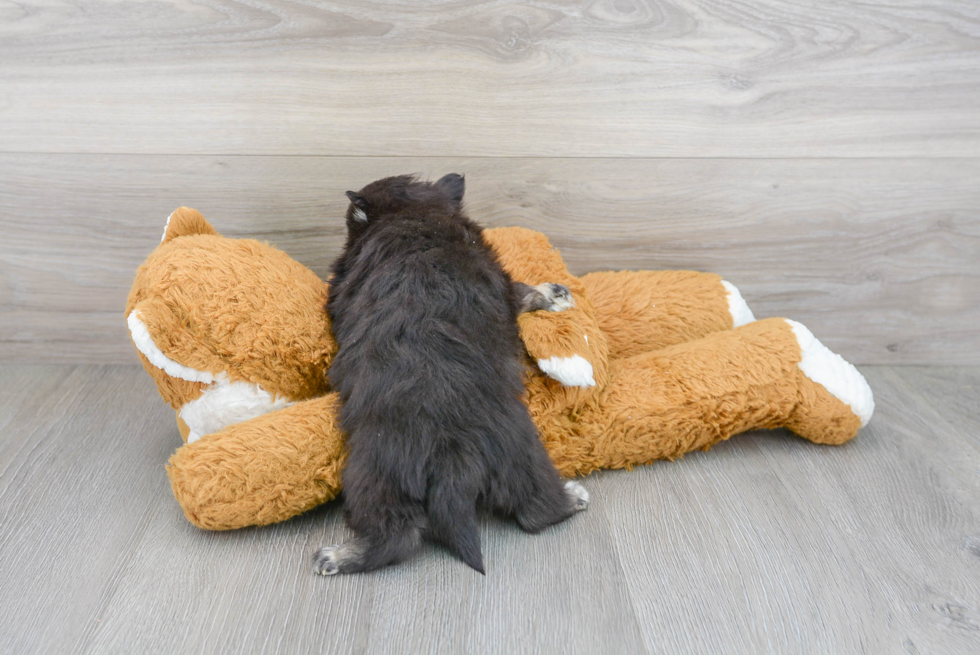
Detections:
[1, 364, 978, 654]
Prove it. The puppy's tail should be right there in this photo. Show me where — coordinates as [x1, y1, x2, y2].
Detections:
[427, 479, 485, 575]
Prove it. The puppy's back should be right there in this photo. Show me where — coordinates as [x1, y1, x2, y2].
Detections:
[330, 212, 521, 573]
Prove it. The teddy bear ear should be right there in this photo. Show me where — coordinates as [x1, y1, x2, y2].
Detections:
[161, 207, 219, 244]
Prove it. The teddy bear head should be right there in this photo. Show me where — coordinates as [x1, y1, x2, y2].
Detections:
[126, 208, 336, 441]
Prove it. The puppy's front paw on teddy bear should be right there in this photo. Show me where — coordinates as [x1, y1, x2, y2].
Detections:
[127, 208, 873, 530]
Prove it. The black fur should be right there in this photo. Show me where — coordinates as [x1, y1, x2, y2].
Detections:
[316, 174, 585, 575]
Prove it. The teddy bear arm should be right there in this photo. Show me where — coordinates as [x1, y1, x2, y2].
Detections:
[167, 393, 347, 530]
[484, 226, 610, 389]
[580, 270, 756, 360]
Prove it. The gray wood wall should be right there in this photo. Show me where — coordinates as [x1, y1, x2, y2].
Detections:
[1, 0, 978, 365]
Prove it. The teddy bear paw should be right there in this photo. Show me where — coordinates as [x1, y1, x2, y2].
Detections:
[786, 319, 874, 427]
[564, 480, 590, 511]
[721, 280, 756, 327]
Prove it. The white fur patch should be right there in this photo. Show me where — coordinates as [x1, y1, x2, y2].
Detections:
[786, 319, 874, 426]
[564, 480, 590, 510]
[313, 546, 342, 576]
[721, 280, 756, 327]
[128, 310, 294, 441]
[352, 208, 367, 222]
[161, 210, 176, 243]
[127, 311, 216, 384]
[537, 355, 596, 387]
[179, 376, 293, 441]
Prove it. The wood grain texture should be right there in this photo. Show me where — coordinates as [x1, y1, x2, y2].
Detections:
[1, 154, 977, 365]
[1, 0, 978, 157]
[2, 365, 979, 654]
[603, 366, 980, 654]
[890, 366, 980, 454]
[0, 366, 176, 654]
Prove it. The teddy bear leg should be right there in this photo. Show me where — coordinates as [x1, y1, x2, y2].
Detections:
[166, 393, 347, 530]
[549, 317, 871, 475]
[580, 270, 756, 359]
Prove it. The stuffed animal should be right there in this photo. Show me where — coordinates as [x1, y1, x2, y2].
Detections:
[127, 208, 874, 531]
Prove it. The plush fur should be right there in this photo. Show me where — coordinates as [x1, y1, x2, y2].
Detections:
[127, 208, 874, 532]
[318, 175, 585, 575]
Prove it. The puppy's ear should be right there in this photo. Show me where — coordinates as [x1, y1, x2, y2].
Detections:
[436, 173, 465, 205]
[345, 191, 369, 210]
[345, 191, 370, 223]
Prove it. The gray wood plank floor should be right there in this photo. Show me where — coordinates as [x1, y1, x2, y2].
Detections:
[1, 365, 978, 654]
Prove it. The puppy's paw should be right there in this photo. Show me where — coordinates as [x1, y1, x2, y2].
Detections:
[564, 480, 590, 511]
[313, 546, 341, 576]
[535, 283, 575, 312]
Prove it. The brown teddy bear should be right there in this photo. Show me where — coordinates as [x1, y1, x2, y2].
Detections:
[127, 208, 873, 530]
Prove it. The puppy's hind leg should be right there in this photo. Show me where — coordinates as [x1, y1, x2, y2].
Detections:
[313, 528, 421, 576]
[313, 537, 369, 576]
[314, 473, 424, 576]
[490, 422, 589, 534]
[512, 465, 589, 534]
[513, 282, 575, 313]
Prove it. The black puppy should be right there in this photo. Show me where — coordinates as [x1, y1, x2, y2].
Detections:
[314, 174, 589, 575]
